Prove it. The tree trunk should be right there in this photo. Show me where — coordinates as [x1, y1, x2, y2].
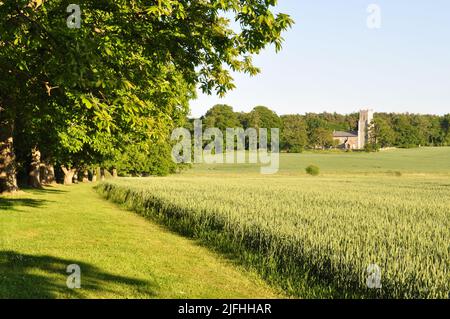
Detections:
[91, 168, 98, 183]
[28, 147, 42, 188]
[41, 162, 56, 185]
[61, 166, 76, 185]
[0, 121, 18, 194]
[100, 168, 105, 181]
[82, 169, 89, 183]
[112, 168, 118, 178]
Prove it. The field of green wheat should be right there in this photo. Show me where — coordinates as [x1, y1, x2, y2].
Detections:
[96, 148, 450, 298]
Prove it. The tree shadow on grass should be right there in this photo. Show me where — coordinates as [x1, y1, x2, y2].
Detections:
[0, 198, 48, 212]
[0, 186, 69, 212]
[20, 186, 68, 194]
[0, 251, 158, 299]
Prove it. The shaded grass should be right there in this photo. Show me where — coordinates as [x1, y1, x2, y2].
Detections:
[0, 251, 154, 299]
[0, 198, 48, 212]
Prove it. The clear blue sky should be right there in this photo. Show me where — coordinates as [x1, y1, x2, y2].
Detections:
[190, 0, 450, 117]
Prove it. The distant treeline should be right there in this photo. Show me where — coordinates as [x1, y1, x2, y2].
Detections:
[191, 105, 450, 152]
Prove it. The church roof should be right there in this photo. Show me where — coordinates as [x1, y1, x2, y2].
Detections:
[333, 131, 358, 138]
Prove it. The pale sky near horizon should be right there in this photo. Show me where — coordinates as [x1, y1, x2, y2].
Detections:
[189, 0, 450, 117]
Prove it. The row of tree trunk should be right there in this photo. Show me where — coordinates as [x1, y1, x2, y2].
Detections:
[0, 119, 18, 194]
[0, 127, 115, 194]
[0, 130, 18, 193]
[60, 166, 103, 185]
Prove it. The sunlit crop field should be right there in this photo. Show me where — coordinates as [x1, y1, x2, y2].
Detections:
[97, 148, 450, 298]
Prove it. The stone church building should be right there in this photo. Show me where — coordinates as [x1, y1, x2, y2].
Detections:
[333, 109, 373, 150]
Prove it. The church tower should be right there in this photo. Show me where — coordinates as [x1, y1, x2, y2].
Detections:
[357, 109, 374, 149]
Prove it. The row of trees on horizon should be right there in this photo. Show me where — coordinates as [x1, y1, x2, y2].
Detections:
[193, 104, 450, 152]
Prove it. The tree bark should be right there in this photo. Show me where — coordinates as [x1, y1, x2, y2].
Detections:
[91, 168, 98, 183]
[61, 166, 76, 185]
[41, 162, 56, 185]
[28, 147, 42, 188]
[82, 169, 89, 183]
[0, 120, 19, 194]
[100, 168, 105, 181]
[112, 168, 118, 178]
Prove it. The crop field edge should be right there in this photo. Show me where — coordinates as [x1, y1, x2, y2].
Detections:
[95, 182, 389, 299]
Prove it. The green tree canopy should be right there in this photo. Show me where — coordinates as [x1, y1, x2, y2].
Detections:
[0, 0, 293, 192]
[371, 117, 396, 148]
[248, 106, 281, 130]
[280, 115, 307, 153]
[203, 104, 241, 130]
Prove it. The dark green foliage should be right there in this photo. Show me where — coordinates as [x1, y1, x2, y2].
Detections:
[364, 142, 380, 152]
[304, 115, 336, 149]
[370, 117, 395, 149]
[305, 165, 320, 176]
[248, 106, 282, 130]
[280, 115, 307, 152]
[203, 105, 241, 130]
[113, 141, 178, 177]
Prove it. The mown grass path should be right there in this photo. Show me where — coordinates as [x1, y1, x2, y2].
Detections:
[0, 184, 280, 299]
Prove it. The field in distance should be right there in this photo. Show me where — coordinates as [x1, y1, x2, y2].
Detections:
[98, 147, 450, 298]
[189, 147, 450, 175]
